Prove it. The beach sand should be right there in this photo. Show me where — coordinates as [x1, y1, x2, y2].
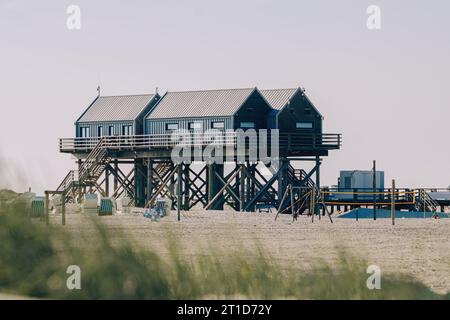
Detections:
[54, 209, 450, 294]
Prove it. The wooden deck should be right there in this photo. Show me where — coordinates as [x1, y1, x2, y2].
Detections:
[59, 132, 342, 157]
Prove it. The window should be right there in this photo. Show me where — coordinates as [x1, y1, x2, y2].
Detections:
[108, 125, 114, 136]
[188, 122, 202, 130]
[166, 123, 179, 131]
[122, 125, 133, 136]
[304, 108, 312, 115]
[211, 121, 225, 129]
[80, 127, 90, 138]
[296, 122, 313, 129]
[97, 126, 103, 137]
[240, 122, 255, 128]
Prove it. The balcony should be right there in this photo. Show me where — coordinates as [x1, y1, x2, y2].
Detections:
[59, 132, 342, 154]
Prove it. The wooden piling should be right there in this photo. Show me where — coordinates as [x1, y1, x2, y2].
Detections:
[310, 188, 315, 223]
[177, 164, 182, 221]
[205, 166, 242, 211]
[44, 191, 49, 225]
[240, 164, 246, 212]
[275, 184, 290, 221]
[290, 184, 295, 217]
[373, 160, 376, 220]
[61, 192, 66, 226]
[391, 179, 395, 225]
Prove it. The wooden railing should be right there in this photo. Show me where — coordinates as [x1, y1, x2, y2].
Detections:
[77, 138, 108, 182]
[56, 170, 76, 192]
[321, 188, 416, 205]
[59, 132, 342, 153]
[320, 188, 450, 212]
[417, 189, 440, 212]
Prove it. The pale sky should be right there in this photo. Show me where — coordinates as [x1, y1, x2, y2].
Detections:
[0, 0, 449, 193]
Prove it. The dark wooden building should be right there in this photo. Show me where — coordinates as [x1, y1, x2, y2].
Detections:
[76, 94, 160, 138]
[261, 88, 322, 135]
[145, 88, 271, 134]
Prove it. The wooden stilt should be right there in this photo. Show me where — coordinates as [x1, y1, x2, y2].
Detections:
[240, 164, 246, 212]
[275, 184, 291, 221]
[205, 167, 242, 210]
[177, 164, 182, 221]
[61, 192, 66, 226]
[391, 179, 395, 225]
[44, 191, 50, 225]
[290, 184, 295, 217]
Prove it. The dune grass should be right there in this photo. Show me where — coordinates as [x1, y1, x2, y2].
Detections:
[0, 191, 448, 300]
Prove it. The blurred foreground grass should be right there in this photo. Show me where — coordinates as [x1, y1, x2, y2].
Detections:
[0, 189, 448, 300]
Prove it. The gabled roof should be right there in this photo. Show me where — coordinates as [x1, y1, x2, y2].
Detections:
[77, 94, 157, 123]
[261, 88, 323, 117]
[260, 88, 299, 110]
[146, 88, 255, 119]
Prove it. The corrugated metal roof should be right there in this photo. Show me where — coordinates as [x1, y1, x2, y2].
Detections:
[260, 88, 298, 110]
[147, 88, 255, 119]
[77, 94, 156, 122]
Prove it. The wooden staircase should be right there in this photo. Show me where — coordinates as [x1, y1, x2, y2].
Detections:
[289, 166, 315, 189]
[56, 138, 110, 203]
[415, 189, 439, 212]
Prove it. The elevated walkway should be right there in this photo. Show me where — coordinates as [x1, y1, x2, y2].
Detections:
[58, 132, 342, 158]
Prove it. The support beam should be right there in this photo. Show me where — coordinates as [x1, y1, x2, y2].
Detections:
[241, 164, 276, 211]
[391, 179, 395, 225]
[134, 158, 146, 207]
[177, 164, 182, 221]
[93, 182, 106, 197]
[310, 187, 316, 222]
[105, 167, 110, 197]
[147, 164, 179, 207]
[61, 192, 66, 226]
[110, 166, 135, 199]
[205, 166, 243, 210]
[214, 169, 241, 205]
[151, 162, 173, 199]
[147, 158, 153, 203]
[207, 163, 224, 210]
[315, 156, 321, 216]
[234, 165, 241, 211]
[44, 192, 49, 225]
[255, 165, 278, 195]
[246, 161, 251, 210]
[275, 184, 291, 220]
[373, 159, 377, 220]
[183, 163, 190, 210]
[315, 156, 321, 190]
[77, 159, 83, 203]
[169, 162, 175, 208]
[278, 159, 288, 206]
[245, 162, 257, 212]
[187, 166, 207, 208]
[113, 160, 118, 192]
[240, 164, 246, 212]
[244, 161, 286, 212]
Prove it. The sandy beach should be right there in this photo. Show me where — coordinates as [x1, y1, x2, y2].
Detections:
[53, 209, 450, 294]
